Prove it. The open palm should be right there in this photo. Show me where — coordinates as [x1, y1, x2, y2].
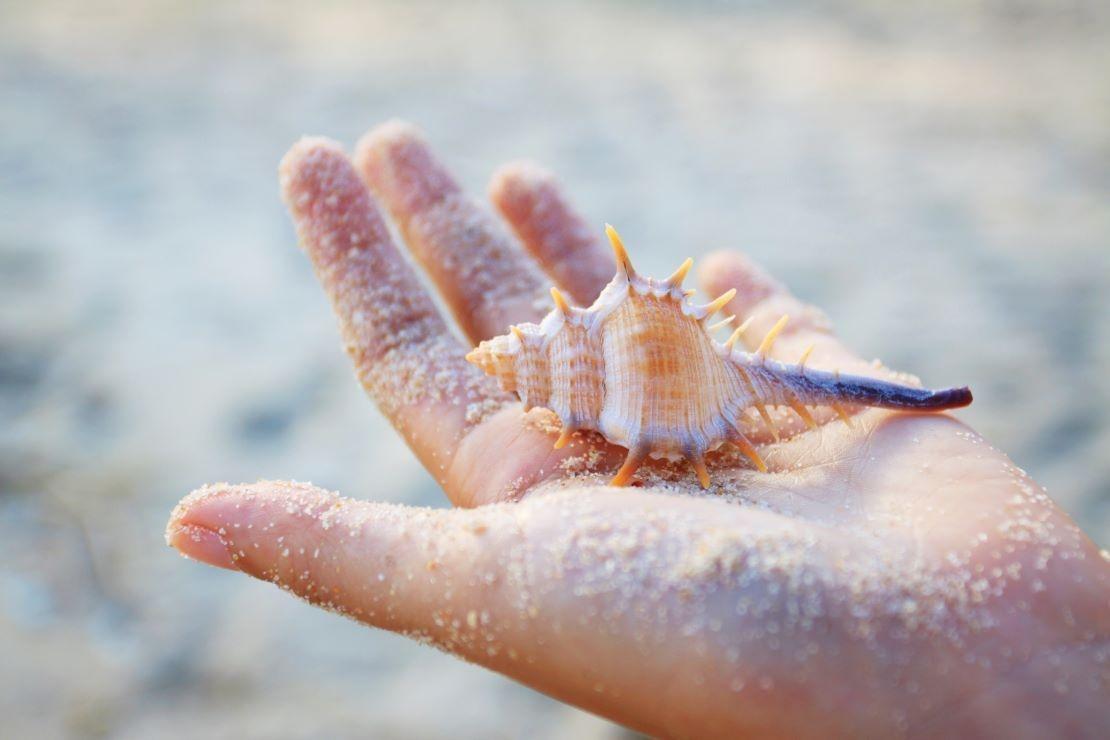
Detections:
[168, 122, 1109, 738]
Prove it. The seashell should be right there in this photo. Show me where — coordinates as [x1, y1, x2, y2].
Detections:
[466, 225, 973, 488]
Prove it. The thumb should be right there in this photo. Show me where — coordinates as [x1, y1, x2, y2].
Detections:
[166, 480, 525, 642]
[165, 481, 772, 737]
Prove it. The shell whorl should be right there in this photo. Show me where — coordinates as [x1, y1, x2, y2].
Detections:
[465, 225, 972, 488]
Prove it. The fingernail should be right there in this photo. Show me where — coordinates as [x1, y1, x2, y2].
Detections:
[169, 524, 239, 571]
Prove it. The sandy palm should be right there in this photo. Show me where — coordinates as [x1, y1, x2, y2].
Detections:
[168, 122, 1108, 738]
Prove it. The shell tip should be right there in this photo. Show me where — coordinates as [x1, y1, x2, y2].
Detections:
[756, 314, 790, 358]
[610, 447, 646, 487]
[724, 316, 755, 349]
[788, 399, 819, 430]
[665, 257, 694, 288]
[699, 288, 737, 319]
[832, 402, 855, 429]
[553, 426, 574, 449]
[550, 286, 571, 315]
[692, 458, 710, 488]
[605, 224, 635, 278]
[755, 403, 781, 442]
[798, 343, 815, 370]
[730, 432, 768, 473]
[708, 315, 736, 333]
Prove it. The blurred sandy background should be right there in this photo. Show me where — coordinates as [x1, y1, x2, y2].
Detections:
[1, 0, 1108, 737]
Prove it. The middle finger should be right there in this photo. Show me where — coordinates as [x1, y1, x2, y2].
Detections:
[354, 121, 549, 343]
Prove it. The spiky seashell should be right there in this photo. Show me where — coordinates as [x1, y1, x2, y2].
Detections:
[466, 226, 973, 488]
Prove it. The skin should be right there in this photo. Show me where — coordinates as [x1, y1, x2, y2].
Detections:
[167, 121, 1110, 739]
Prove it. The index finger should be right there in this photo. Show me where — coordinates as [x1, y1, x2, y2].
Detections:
[280, 138, 510, 487]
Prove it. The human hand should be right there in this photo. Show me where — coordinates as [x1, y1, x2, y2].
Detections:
[167, 122, 1109, 738]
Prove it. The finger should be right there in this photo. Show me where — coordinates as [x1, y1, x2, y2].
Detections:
[165, 481, 827, 737]
[698, 251, 874, 374]
[488, 161, 614, 306]
[279, 137, 509, 484]
[168, 480, 616, 678]
[354, 121, 549, 343]
[167, 480, 522, 636]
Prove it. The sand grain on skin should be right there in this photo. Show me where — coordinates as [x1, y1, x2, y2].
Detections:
[280, 138, 510, 432]
[169, 462, 1108, 734]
